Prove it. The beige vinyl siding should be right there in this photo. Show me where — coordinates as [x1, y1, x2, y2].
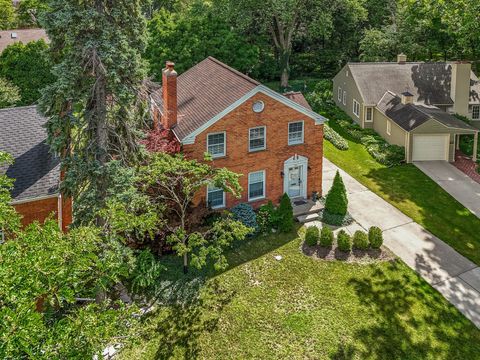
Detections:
[372, 109, 407, 148]
[332, 65, 366, 127]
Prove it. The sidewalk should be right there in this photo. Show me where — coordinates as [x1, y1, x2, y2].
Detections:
[322, 158, 480, 328]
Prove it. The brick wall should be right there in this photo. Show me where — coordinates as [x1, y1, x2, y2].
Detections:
[182, 92, 324, 208]
[13, 195, 73, 230]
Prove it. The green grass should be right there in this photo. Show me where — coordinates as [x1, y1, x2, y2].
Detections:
[119, 230, 480, 359]
[325, 121, 480, 265]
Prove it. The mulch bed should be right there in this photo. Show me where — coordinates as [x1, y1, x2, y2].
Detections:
[301, 241, 395, 264]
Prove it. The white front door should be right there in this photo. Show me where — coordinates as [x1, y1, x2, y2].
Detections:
[287, 165, 303, 198]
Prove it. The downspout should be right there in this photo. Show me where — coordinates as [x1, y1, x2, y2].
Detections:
[58, 194, 63, 231]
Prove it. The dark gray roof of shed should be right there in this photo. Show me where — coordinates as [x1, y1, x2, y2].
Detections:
[377, 91, 477, 132]
[348, 62, 480, 105]
[0, 106, 60, 201]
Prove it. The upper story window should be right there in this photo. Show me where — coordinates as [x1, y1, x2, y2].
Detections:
[207, 184, 225, 209]
[353, 99, 360, 118]
[207, 132, 225, 158]
[343, 91, 347, 105]
[248, 170, 265, 201]
[288, 121, 304, 145]
[365, 107, 373, 122]
[338, 87, 342, 101]
[473, 105, 480, 120]
[249, 126, 266, 152]
[387, 120, 391, 135]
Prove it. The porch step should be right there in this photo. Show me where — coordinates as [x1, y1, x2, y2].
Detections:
[297, 212, 321, 223]
[292, 200, 324, 217]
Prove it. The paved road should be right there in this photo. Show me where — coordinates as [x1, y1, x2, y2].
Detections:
[322, 158, 480, 328]
[414, 161, 480, 218]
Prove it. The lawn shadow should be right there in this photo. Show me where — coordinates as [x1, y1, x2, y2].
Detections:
[333, 262, 480, 359]
[145, 279, 236, 360]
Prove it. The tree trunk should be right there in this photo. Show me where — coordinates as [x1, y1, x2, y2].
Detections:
[279, 49, 290, 90]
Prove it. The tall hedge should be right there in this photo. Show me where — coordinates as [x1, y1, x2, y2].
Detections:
[277, 193, 294, 233]
[325, 170, 348, 216]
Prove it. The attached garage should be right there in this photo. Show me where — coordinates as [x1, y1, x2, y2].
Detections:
[412, 134, 449, 161]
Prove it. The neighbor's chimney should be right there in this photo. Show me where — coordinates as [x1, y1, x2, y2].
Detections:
[401, 91, 414, 105]
[397, 53, 407, 64]
[450, 61, 471, 117]
[162, 61, 177, 129]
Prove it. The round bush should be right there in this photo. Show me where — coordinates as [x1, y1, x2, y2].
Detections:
[353, 230, 369, 250]
[320, 209, 354, 226]
[305, 226, 320, 246]
[369, 226, 383, 249]
[231, 203, 258, 233]
[320, 226, 334, 247]
[337, 230, 352, 252]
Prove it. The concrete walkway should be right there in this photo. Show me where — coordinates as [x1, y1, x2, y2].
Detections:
[414, 161, 480, 218]
[322, 158, 480, 328]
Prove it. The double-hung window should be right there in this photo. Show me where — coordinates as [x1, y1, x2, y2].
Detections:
[249, 126, 266, 152]
[473, 105, 480, 120]
[288, 121, 304, 145]
[365, 107, 373, 122]
[207, 132, 225, 158]
[338, 87, 342, 101]
[207, 185, 225, 209]
[343, 91, 347, 105]
[248, 170, 265, 201]
[353, 99, 360, 118]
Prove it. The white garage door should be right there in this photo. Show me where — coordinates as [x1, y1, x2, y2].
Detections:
[412, 135, 449, 161]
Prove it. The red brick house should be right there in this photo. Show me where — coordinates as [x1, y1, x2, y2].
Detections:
[0, 106, 72, 232]
[150, 57, 326, 208]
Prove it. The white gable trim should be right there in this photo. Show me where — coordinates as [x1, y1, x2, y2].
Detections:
[181, 85, 327, 144]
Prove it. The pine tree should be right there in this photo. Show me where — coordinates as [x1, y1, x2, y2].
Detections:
[38, 0, 148, 225]
[325, 170, 348, 216]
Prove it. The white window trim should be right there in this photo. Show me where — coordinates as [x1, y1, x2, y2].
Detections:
[288, 120, 304, 145]
[343, 91, 347, 105]
[206, 131, 226, 158]
[365, 107, 373, 122]
[338, 87, 342, 101]
[248, 170, 266, 202]
[248, 126, 266, 152]
[473, 105, 480, 120]
[353, 99, 360, 118]
[207, 185, 226, 209]
[387, 120, 391, 135]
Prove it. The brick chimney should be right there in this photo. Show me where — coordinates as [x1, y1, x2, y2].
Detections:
[397, 53, 407, 64]
[450, 61, 471, 117]
[401, 91, 414, 105]
[162, 61, 177, 129]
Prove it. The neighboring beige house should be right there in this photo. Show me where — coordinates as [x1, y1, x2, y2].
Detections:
[333, 54, 479, 163]
[0, 29, 48, 53]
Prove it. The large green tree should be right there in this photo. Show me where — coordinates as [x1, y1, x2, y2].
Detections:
[0, 40, 54, 105]
[0, 152, 21, 237]
[0, 0, 16, 30]
[0, 78, 20, 108]
[147, 1, 261, 81]
[39, 0, 148, 225]
[16, 0, 50, 28]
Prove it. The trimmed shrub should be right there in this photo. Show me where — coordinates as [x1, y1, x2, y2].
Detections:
[324, 124, 349, 150]
[231, 203, 258, 233]
[353, 230, 369, 250]
[325, 171, 348, 216]
[320, 209, 354, 226]
[305, 226, 320, 246]
[320, 226, 334, 247]
[337, 230, 352, 252]
[277, 193, 294, 233]
[369, 226, 383, 249]
[257, 201, 277, 233]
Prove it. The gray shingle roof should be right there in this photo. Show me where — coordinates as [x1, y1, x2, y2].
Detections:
[151, 57, 260, 140]
[0, 106, 60, 202]
[0, 28, 49, 52]
[377, 91, 477, 132]
[348, 62, 480, 105]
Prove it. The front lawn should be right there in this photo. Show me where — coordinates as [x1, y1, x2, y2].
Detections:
[325, 121, 480, 265]
[119, 229, 480, 359]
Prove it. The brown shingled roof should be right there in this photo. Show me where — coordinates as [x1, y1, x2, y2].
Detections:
[0, 28, 49, 52]
[283, 91, 312, 110]
[151, 57, 260, 140]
